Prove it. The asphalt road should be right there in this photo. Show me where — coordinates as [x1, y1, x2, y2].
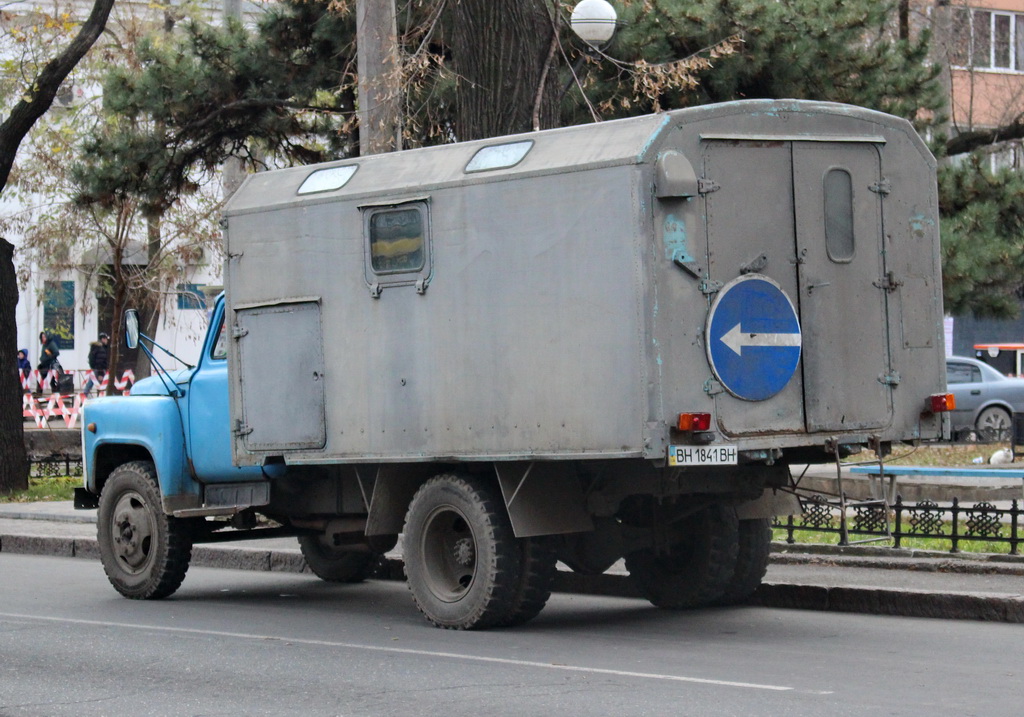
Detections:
[2, 554, 1022, 717]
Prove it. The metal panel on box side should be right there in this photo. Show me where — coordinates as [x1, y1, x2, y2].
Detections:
[235, 301, 327, 451]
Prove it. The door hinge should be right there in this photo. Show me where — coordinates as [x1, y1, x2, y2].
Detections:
[873, 271, 903, 293]
[699, 279, 724, 295]
[698, 178, 721, 195]
[879, 371, 901, 386]
[232, 326, 249, 339]
[704, 377, 725, 395]
[869, 179, 891, 196]
[233, 420, 254, 436]
[740, 253, 768, 275]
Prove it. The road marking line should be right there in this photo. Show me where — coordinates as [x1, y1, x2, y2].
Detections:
[0, 612, 796, 692]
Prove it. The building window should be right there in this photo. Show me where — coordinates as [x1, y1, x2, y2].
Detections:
[43, 280, 75, 350]
[177, 283, 207, 310]
[952, 8, 1024, 71]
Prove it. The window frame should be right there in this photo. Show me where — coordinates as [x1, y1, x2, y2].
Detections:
[360, 198, 432, 295]
[951, 7, 1024, 73]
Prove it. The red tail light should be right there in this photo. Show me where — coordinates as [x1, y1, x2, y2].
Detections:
[677, 412, 712, 431]
[928, 393, 955, 413]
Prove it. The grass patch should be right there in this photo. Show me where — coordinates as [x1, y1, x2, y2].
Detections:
[774, 524, 1018, 555]
[879, 442, 1011, 467]
[0, 476, 79, 504]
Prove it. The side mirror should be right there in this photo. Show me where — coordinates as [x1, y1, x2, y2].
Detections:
[125, 309, 140, 350]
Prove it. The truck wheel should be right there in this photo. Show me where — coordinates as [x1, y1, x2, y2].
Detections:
[625, 504, 739, 609]
[403, 474, 521, 630]
[97, 461, 195, 600]
[717, 518, 772, 605]
[298, 535, 377, 583]
[500, 536, 558, 627]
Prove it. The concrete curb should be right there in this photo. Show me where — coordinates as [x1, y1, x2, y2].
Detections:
[4, 531, 1024, 623]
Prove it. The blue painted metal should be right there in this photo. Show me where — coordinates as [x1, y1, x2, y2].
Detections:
[82, 294, 262, 512]
[705, 274, 802, 401]
[187, 296, 263, 483]
[81, 395, 196, 501]
[850, 465, 1024, 479]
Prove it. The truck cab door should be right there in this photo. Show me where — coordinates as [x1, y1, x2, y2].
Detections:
[187, 305, 263, 481]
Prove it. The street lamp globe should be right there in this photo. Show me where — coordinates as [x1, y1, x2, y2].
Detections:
[570, 0, 617, 48]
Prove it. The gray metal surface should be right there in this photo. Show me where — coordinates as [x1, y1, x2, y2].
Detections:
[235, 300, 326, 451]
[224, 100, 946, 467]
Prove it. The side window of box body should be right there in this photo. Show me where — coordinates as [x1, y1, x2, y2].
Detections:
[362, 200, 432, 291]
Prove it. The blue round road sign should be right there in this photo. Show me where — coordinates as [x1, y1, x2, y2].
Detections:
[706, 274, 802, 401]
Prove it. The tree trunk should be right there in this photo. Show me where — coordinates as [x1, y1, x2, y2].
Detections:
[447, 0, 560, 141]
[0, 238, 28, 494]
[356, 0, 402, 155]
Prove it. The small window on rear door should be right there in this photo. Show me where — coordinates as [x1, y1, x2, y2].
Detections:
[823, 168, 855, 263]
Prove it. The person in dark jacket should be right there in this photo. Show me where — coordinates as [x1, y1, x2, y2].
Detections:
[37, 331, 60, 392]
[17, 348, 31, 386]
[84, 333, 110, 396]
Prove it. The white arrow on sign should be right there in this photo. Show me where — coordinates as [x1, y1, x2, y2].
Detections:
[721, 323, 801, 357]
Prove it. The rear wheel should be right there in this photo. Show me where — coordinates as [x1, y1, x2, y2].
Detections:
[717, 518, 772, 605]
[501, 536, 558, 627]
[404, 474, 520, 630]
[97, 461, 195, 600]
[625, 504, 739, 609]
[976, 406, 1011, 443]
[298, 535, 377, 583]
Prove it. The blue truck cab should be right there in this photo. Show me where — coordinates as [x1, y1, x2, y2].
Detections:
[81, 295, 266, 517]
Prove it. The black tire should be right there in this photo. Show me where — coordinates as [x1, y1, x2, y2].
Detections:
[500, 536, 558, 627]
[403, 474, 521, 630]
[298, 535, 377, 583]
[625, 504, 739, 609]
[97, 461, 195, 600]
[717, 518, 771, 605]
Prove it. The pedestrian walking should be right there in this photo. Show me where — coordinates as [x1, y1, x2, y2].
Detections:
[17, 348, 30, 387]
[84, 333, 110, 396]
[37, 330, 60, 392]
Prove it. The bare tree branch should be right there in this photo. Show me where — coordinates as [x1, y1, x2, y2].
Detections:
[0, 0, 115, 193]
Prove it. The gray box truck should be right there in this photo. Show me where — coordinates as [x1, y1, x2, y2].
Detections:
[80, 99, 950, 629]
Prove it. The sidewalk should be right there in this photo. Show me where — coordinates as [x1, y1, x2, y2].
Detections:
[3, 500, 1024, 623]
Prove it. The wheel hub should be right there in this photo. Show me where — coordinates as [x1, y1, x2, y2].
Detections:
[452, 537, 474, 566]
[110, 492, 155, 573]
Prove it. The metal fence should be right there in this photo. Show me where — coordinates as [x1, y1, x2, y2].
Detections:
[773, 494, 1024, 555]
[29, 455, 83, 479]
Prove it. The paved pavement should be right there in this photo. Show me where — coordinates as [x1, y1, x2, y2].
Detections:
[3, 499, 1024, 624]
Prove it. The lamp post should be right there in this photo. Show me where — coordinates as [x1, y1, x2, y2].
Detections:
[570, 0, 617, 49]
[564, 0, 617, 101]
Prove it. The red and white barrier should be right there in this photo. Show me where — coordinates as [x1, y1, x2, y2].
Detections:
[22, 393, 85, 429]
[20, 368, 135, 395]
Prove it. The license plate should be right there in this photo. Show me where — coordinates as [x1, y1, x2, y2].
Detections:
[668, 445, 738, 466]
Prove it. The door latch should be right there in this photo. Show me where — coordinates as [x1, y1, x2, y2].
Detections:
[873, 271, 903, 293]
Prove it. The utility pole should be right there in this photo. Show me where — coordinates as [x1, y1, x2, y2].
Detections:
[356, 0, 401, 156]
[222, 0, 245, 198]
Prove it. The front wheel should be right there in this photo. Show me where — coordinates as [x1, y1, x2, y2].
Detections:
[97, 461, 195, 599]
[298, 535, 377, 583]
[403, 474, 521, 630]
